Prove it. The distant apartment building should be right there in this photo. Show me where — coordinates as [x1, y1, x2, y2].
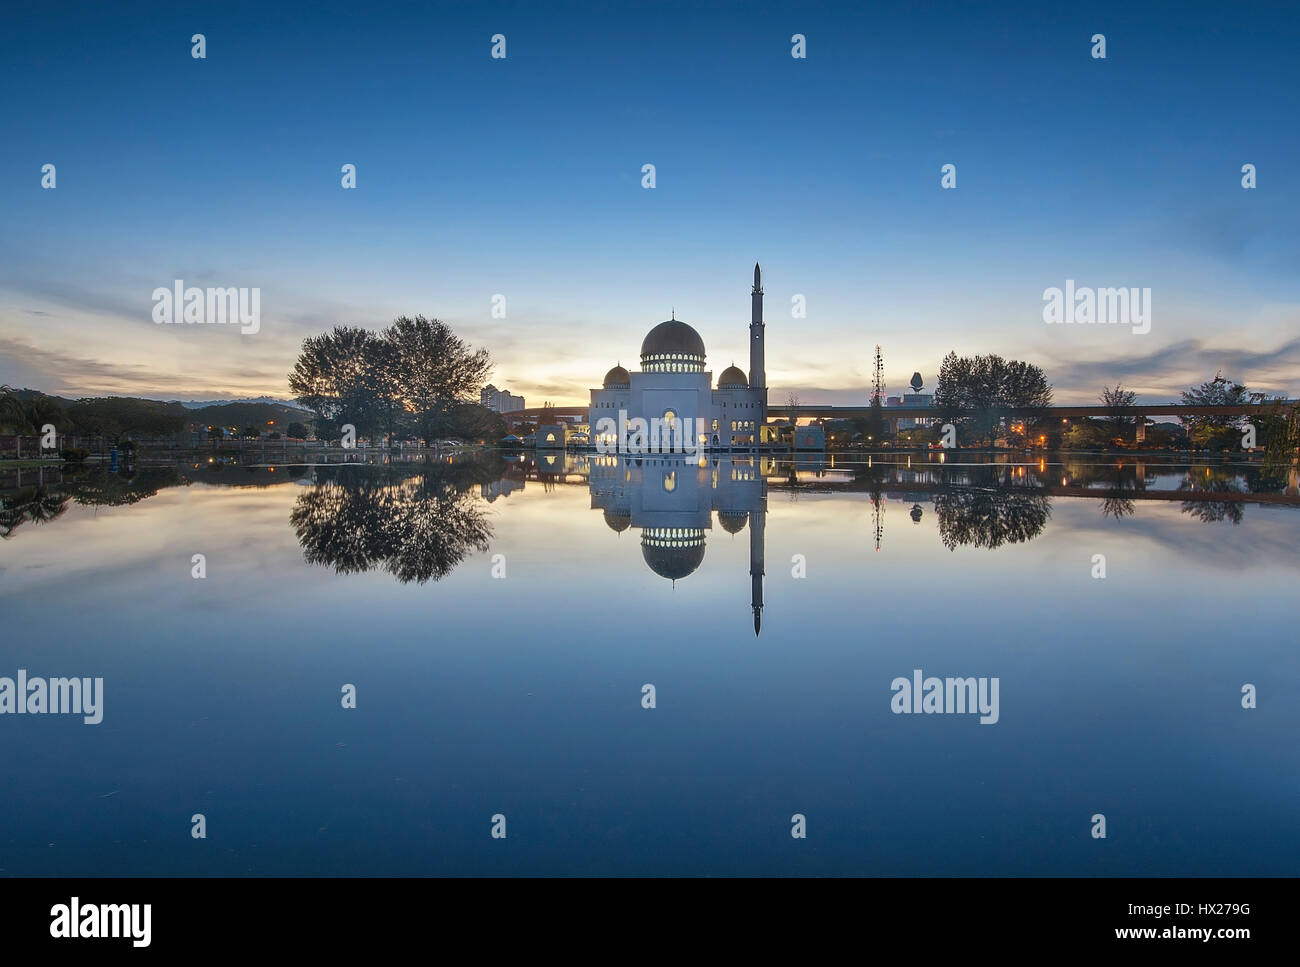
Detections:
[481, 384, 525, 413]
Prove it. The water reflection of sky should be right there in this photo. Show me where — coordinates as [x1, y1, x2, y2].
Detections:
[1, 456, 1297, 875]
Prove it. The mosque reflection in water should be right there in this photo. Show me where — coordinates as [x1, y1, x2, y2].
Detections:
[8, 451, 1296, 601]
[586, 455, 768, 635]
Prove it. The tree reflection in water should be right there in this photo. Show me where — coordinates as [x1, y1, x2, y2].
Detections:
[1177, 466, 1246, 525]
[290, 464, 496, 583]
[0, 486, 70, 538]
[1099, 496, 1136, 520]
[929, 466, 1051, 550]
[2, 466, 185, 538]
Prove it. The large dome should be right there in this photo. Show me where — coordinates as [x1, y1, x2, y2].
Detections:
[640, 528, 706, 581]
[717, 365, 748, 389]
[640, 318, 706, 373]
[603, 365, 631, 388]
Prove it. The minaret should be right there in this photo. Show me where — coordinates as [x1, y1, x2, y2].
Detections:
[750, 263, 766, 390]
[750, 263, 767, 446]
[749, 492, 766, 637]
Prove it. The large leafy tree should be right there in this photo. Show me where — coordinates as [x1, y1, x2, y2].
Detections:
[933, 352, 1053, 446]
[1179, 374, 1250, 449]
[288, 326, 395, 442]
[1100, 384, 1138, 445]
[383, 316, 492, 444]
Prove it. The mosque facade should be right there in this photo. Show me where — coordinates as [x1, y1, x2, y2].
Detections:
[590, 264, 770, 450]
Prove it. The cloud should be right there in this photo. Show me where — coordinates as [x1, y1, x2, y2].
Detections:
[0, 334, 284, 398]
[1042, 336, 1300, 401]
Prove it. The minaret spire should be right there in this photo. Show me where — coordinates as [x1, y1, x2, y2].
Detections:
[749, 262, 767, 438]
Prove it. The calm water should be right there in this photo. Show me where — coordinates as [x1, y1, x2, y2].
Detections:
[2, 452, 1298, 875]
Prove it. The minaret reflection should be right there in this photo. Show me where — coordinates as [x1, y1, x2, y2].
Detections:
[750, 486, 765, 636]
[588, 454, 768, 635]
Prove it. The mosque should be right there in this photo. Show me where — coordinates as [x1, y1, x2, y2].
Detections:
[589, 264, 771, 449]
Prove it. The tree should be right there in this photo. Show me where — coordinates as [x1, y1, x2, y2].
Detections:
[1262, 400, 1300, 472]
[383, 315, 492, 445]
[1179, 374, 1249, 449]
[67, 397, 185, 445]
[1099, 384, 1138, 445]
[287, 421, 309, 440]
[786, 392, 800, 425]
[0, 385, 27, 433]
[288, 326, 393, 442]
[1064, 419, 1104, 449]
[0, 387, 66, 436]
[441, 402, 507, 443]
[934, 352, 1053, 446]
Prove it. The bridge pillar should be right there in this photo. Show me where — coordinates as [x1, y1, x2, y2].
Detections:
[1135, 420, 1146, 444]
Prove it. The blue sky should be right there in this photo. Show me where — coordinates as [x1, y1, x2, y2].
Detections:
[1, 0, 1297, 404]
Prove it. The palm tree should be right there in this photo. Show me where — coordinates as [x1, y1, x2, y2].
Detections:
[0, 385, 32, 434]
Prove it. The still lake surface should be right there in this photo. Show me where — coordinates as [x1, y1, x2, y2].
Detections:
[2, 451, 1298, 875]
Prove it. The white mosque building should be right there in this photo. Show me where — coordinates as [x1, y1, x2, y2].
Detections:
[589, 263, 770, 450]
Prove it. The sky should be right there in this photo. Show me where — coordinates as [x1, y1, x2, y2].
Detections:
[1, 0, 1297, 406]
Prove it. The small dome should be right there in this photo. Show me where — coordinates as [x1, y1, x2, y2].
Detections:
[603, 508, 632, 532]
[603, 365, 631, 388]
[717, 365, 748, 389]
[640, 318, 706, 372]
[717, 510, 748, 534]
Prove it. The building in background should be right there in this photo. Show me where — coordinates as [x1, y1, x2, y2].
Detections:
[481, 384, 526, 413]
[895, 371, 934, 430]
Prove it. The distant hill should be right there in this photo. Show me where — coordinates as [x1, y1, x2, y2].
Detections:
[169, 396, 309, 411]
[5, 389, 314, 429]
[184, 400, 310, 427]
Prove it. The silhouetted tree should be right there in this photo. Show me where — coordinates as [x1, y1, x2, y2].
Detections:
[384, 315, 492, 444]
[1100, 384, 1138, 445]
[1179, 374, 1250, 449]
[933, 352, 1052, 447]
[288, 326, 394, 442]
